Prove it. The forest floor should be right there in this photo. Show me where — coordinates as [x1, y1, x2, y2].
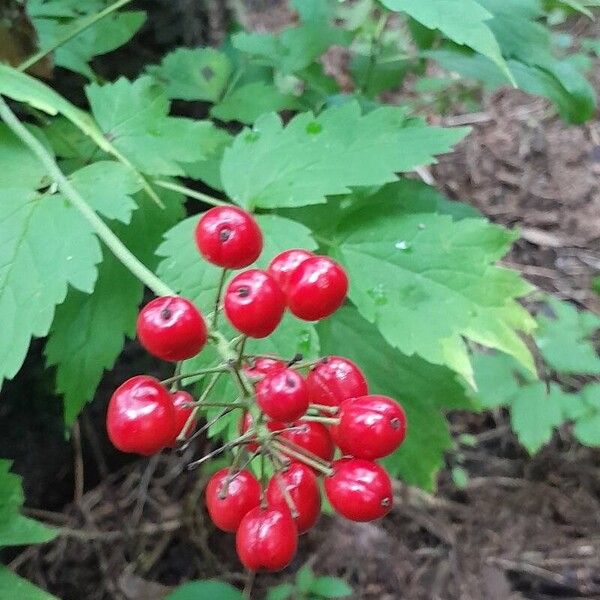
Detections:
[2, 2, 600, 599]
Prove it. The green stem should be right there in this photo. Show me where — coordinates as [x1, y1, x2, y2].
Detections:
[19, 0, 138, 72]
[153, 179, 228, 207]
[212, 269, 228, 329]
[272, 440, 333, 476]
[161, 365, 228, 387]
[0, 97, 173, 298]
[308, 403, 340, 414]
[300, 415, 339, 425]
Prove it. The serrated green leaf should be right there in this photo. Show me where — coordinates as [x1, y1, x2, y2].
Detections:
[0, 124, 48, 189]
[472, 351, 530, 408]
[67, 161, 142, 224]
[0, 461, 57, 547]
[381, 0, 514, 84]
[536, 297, 600, 375]
[85, 76, 215, 175]
[181, 128, 233, 191]
[510, 382, 567, 454]
[147, 47, 232, 102]
[318, 306, 472, 489]
[45, 188, 185, 424]
[266, 583, 295, 600]
[33, 10, 146, 79]
[0, 566, 59, 599]
[0, 189, 101, 386]
[211, 81, 301, 124]
[297, 564, 315, 592]
[573, 383, 600, 446]
[310, 576, 353, 598]
[165, 580, 243, 600]
[329, 182, 534, 381]
[221, 102, 469, 210]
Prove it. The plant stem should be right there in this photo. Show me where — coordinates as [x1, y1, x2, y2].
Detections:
[272, 440, 333, 476]
[212, 269, 228, 329]
[186, 433, 253, 470]
[154, 179, 228, 207]
[161, 365, 228, 387]
[177, 371, 223, 442]
[267, 450, 299, 518]
[300, 415, 339, 425]
[308, 403, 340, 414]
[0, 97, 174, 298]
[18, 0, 137, 72]
[275, 436, 332, 468]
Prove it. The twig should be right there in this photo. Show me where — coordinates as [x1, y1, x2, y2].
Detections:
[72, 420, 84, 504]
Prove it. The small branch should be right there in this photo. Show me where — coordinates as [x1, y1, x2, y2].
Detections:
[186, 433, 253, 470]
[300, 415, 339, 425]
[272, 440, 333, 476]
[161, 365, 228, 387]
[0, 97, 174, 298]
[18, 0, 137, 72]
[267, 450, 299, 519]
[212, 269, 228, 329]
[177, 371, 223, 442]
[154, 179, 228, 207]
[308, 404, 340, 414]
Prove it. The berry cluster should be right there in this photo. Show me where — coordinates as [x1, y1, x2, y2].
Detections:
[106, 205, 407, 572]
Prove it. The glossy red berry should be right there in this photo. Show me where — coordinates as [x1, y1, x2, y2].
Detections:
[335, 395, 407, 460]
[266, 463, 321, 534]
[136, 296, 207, 361]
[107, 376, 176, 456]
[206, 468, 261, 532]
[269, 420, 335, 463]
[195, 206, 263, 269]
[244, 357, 286, 380]
[306, 356, 368, 408]
[224, 269, 285, 338]
[170, 391, 196, 443]
[236, 506, 298, 571]
[324, 458, 393, 522]
[256, 369, 309, 422]
[287, 256, 348, 321]
[267, 249, 314, 295]
[239, 412, 259, 452]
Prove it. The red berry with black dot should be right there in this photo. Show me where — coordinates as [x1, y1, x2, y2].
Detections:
[256, 368, 309, 422]
[107, 376, 176, 456]
[205, 468, 261, 533]
[269, 420, 335, 463]
[195, 206, 263, 269]
[334, 395, 407, 460]
[306, 356, 368, 408]
[324, 458, 393, 522]
[266, 463, 321, 534]
[267, 249, 314, 295]
[287, 256, 348, 321]
[169, 390, 196, 443]
[224, 269, 285, 338]
[244, 357, 286, 380]
[236, 506, 298, 571]
[136, 296, 207, 361]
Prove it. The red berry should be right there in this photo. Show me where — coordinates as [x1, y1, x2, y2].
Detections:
[107, 376, 176, 456]
[256, 369, 309, 422]
[136, 296, 207, 361]
[206, 468, 261, 532]
[239, 412, 259, 452]
[306, 356, 368, 408]
[195, 206, 263, 269]
[244, 357, 286, 380]
[335, 395, 407, 460]
[324, 458, 393, 522]
[267, 249, 314, 295]
[170, 391, 196, 443]
[236, 506, 298, 571]
[287, 256, 348, 321]
[266, 463, 321, 534]
[269, 420, 335, 463]
[224, 269, 285, 338]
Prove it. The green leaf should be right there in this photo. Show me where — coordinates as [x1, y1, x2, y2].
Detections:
[147, 47, 232, 101]
[67, 161, 142, 224]
[310, 576, 353, 598]
[0, 461, 57, 547]
[297, 564, 315, 592]
[330, 181, 535, 382]
[381, 0, 514, 83]
[536, 298, 600, 375]
[33, 10, 146, 78]
[472, 351, 530, 408]
[165, 580, 243, 600]
[181, 128, 233, 191]
[266, 583, 296, 600]
[46, 188, 185, 424]
[451, 466, 469, 489]
[211, 82, 301, 125]
[221, 102, 469, 210]
[573, 383, 600, 446]
[85, 76, 215, 175]
[0, 189, 101, 386]
[510, 382, 567, 454]
[0, 566, 59, 600]
[318, 306, 472, 489]
[0, 124, 48, 189]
